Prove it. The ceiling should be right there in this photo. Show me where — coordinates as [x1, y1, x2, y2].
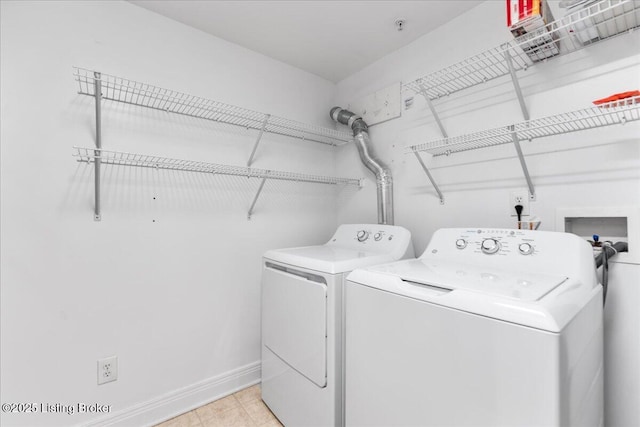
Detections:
[129, 1, 483, 82]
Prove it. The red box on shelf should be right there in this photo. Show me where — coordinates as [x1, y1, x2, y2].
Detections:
[507, 0, 540, 28]
[507, 0, 554, 35]
[507, 0, 558, 62]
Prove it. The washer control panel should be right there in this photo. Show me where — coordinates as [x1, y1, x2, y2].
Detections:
[419, 228, 595, 293]
[443, 229, 539, 257]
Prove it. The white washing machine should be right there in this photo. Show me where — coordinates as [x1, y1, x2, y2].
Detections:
[345, 228, 603, 427]
[261, 224, 414, 427]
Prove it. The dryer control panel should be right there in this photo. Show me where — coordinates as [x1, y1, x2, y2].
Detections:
[327, 224, 414, 257]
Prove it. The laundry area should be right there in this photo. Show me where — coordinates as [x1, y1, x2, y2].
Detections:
[0, 1, 638, 426]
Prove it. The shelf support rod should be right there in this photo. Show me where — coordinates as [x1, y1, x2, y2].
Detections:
[93, 71, 102, 221]
[419, 84, 448, 138]
[247, 176, 268, 220]
[415, 83, 446, 204]
[504, 48, 530, 121]
[247, 114, 271, 167]
[413, 150, 444, 204]
[509, 126, 536, 200]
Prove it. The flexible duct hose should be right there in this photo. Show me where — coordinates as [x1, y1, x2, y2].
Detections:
[330, 107, 394, 225]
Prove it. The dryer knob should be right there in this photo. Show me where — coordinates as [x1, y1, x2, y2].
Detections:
[357, 230, 369, 242]
[481, 238, 500, 254]
[374, 232, 383, 241]
[455, 239, 467, 249]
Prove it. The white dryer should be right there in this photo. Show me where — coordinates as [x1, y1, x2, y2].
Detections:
[261, 224, 414, 427]
[346, 228, 603, 427]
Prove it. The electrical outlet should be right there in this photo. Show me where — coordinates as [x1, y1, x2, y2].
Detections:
[97, 356, 118, 385]
[509, 190, 530, 217]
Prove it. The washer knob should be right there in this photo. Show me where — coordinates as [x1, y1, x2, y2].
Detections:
[481, 238, 500, 254]
[374, 232, 383, 241]
[455, 239, 467, 249]
[518, 242, 534, 255]
[357, 230, 369, 242]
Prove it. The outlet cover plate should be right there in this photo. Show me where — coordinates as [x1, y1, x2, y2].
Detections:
[97, 356, 118, 385]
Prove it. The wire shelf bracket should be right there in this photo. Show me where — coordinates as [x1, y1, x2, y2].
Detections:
[418, 84, 449, 138]
[504, 48, 530, 121]
[504, 50, 536, 199]
[247, 176, 268, 220]
[93, 72, 103, 221]
[509, 126, 536, 200]
[247, 114, 271, 166]
[414, 84, 447, 204]
[413, 150, 445, 204]
[73, 147, 363, 220]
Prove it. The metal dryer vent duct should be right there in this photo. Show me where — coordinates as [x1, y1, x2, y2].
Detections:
[330, 107, 394, 225]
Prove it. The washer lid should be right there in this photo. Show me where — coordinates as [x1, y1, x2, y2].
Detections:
[264, 245, 398, 274]
[369, 259, 567, 302]
[347, 259, 600, 332]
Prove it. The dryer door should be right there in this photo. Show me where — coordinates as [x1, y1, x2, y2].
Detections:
[262, 263, 327, 387]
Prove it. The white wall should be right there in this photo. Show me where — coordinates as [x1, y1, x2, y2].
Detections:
[0, 1, 347, 426]
[335, 1, 639, 426]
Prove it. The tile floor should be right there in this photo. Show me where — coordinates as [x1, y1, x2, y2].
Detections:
[155, 384, 282, 427]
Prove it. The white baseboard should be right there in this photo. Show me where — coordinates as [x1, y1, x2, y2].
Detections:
[82, 361, 261, 427]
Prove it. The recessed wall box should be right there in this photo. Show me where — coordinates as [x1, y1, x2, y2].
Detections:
[557, 207, 639, 265]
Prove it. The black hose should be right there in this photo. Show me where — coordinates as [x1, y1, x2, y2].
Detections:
[602, 243, 609, 306]
[595, 241, 628, 267]
[596, 241, 628, 306]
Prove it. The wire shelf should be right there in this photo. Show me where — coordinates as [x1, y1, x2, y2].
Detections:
[407, 96, 640, 156]
[73, 147, 362, 187]
[73, 67, 353, 146]
[404, 0, 639, 99]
